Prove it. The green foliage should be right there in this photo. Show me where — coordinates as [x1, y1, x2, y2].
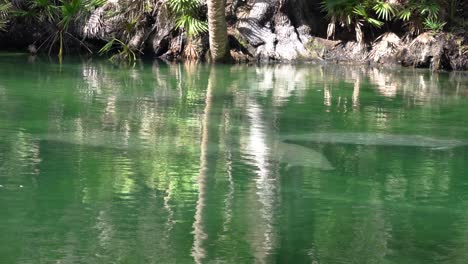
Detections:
[372, 1, 395, 21]
[60, 0, 87, 29]
[321, 0, 453, 40]
[397, 8, 412, 22]
[320, 0, 354, 27]
[353, 5, 384, 27]
[0, 0, 13, 31]
[34, 0, 106, 58]
[0, 0, 105, 59]
[423, 17, 446, 31]
[419, 0, 440, 19]
[321, 0, 394, 40]
[98, 37, 138, 64]
[167, 0, 207, 38]
[96, 0, 154, 63]
[28, 0, 59, 22]
[396, 0, 443, 34]
[168, 0, 201, 13]
[175, 14, 207, 37]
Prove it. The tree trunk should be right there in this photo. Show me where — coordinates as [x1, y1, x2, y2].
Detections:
[207, 0, 229, 62]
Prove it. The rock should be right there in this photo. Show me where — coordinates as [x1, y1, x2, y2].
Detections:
[446, 36, 468, 71]
[27, 44, 37, 54]
[230, 49, 251, 62]
[325, 41, 368, 63]
[273, 13, 312, 61]
[305, 37, 340, 59]
[368, 32, 402, 65]
[237, 0, 277, 60]
[236, 0, 319, 61]
[398, 32, 467, 71]
[150, 3, 176, 56]
[160, 34, 184, 60]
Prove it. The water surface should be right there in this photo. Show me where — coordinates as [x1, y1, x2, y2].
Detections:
[1, 54, 468, 263]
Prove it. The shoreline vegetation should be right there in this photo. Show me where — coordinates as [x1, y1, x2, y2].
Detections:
[0, 0, 466, 70]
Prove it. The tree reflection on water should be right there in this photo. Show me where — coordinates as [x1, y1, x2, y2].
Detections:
[0, 57, 467, 263]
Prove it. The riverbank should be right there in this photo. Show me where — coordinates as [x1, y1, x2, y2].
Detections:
[0, 0, 466, 70]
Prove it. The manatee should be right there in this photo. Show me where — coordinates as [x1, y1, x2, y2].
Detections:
[273, 141, 334, 170]
[281, 132, 467, 150]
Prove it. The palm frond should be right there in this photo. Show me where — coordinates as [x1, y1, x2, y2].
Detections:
[99, 37, 138, 63]
[423, 17, 446, 31]
[0, 0, 13, 31]
[175, 14, 207, 37]
[398, 8, 412, 22]
[83, 7, 104, 38]
[372, 1, 395, 21]
[167, 0, 206, 38]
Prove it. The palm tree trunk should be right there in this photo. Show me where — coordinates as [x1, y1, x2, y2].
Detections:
[207, 0, 229, 62]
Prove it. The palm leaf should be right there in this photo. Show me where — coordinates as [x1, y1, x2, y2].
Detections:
[372, 1, 395, 21]
[0, 0, 13, 31]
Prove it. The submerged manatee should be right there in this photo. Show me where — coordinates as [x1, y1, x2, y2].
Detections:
[36, 131, 183, 151]
[281, 132, 467, 150]
[37, 132, 134, 149]
[273, 141, 334, 170]
[38, 132, 335, 170]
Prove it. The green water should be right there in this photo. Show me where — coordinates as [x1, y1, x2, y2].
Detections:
[1, 54, 468, 264]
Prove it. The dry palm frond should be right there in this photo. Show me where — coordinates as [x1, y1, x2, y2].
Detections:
[83, 7, 105, 38]
[326, 18, 336, 39]
[368, 32, 402, 63]
[183, 38, 202, 60]
[235, 4, 251, 19]
[355, 22, 363, 45]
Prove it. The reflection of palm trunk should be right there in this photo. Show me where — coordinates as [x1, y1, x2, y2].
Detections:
[245, 99, 278, 263]
[324, 83, 331, 110]
[222, 107, 234, 232]
[192, 68, 223, 264]
[353, 78, 360, 109]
